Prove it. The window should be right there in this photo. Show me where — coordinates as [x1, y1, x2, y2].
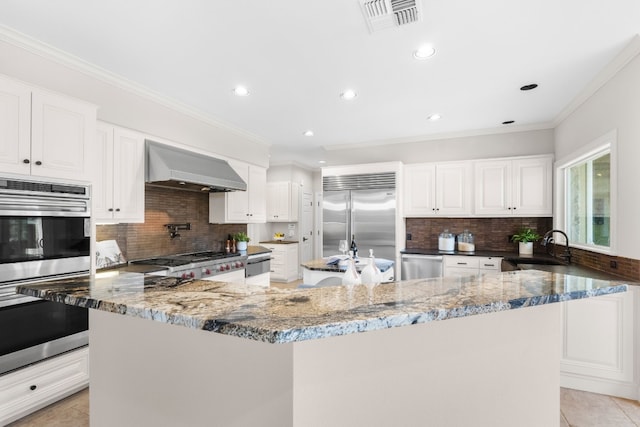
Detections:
[561, 136, 614, 253]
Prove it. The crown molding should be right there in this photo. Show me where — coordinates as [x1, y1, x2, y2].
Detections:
[323, 122, 554, 151]
[0, 25, 269, 146]
[553, 34, 640, 126]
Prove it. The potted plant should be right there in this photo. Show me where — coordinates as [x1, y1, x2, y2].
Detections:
[233, 232, 250, 251]
[511, 228, 541, 255]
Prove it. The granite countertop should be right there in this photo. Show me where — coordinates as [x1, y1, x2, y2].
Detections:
[259, 240, 298, 245]
[302, 257, 394, 273]
[17, 270, 631, 344]
[246, 245, 272, 256]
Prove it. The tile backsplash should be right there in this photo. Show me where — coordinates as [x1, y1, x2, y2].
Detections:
[405, 217, 553, 253]
[96, 185, 246, 261]
[406, 217, 640, 281]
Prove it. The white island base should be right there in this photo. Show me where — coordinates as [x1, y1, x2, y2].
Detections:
[90, 304, 560, 427]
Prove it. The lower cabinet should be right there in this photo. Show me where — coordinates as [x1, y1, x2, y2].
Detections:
[0, 347, 89, 425]
[262, 243, 299, 282]
[443, 256, 502, 278]
[245, 272, 271, 287]
[560, 286, 638, 399]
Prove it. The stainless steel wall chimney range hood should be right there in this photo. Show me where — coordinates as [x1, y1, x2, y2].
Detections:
[145, 141, 247, 193]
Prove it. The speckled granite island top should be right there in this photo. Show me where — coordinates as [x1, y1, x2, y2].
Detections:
[17, 270, 629, 344]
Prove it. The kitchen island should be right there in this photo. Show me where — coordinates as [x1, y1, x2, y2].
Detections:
[17, 271, 629, 427]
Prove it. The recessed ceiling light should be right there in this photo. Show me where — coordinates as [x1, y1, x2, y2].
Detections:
[502, 120, 515, 125]
[340, 89, 357, 100]
[427, 114, 441, 121]
[520, 83, 538, 91]
[233, 86, 250, 96]
[303, 130, 314, 137]
[319, 160, 326, 164]
[413, 45, 436, 60]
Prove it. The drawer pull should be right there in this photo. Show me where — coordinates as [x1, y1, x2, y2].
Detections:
[484, 264, 495, 267]
[456, 262, 467, 265]
[30, 385, 37, 391]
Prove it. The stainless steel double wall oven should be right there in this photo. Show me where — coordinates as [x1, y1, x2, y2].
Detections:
[0, 176, 90, 375]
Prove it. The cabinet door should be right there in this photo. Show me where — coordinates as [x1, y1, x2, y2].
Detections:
[0, 77, 31, 175]
[226, 160, 250, 222]
[30, 90, 96, 181]
[112, 127, 145, 223]
[436, 162, 472, 215]
[266, 182, 289, 221]
[474, 160, 512, 216]
[403, 164, 436, 216]
[561, 288, 635, 392]
[93, 124, 115, 221]
[248, 166, 266, 223]
[511, 157, 552, 216]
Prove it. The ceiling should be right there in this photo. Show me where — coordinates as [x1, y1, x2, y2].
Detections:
[1, 0, 639, 168]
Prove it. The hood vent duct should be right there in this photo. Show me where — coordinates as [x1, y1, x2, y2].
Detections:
[145, 141, 247, 193]
[360, 0, 421, 33]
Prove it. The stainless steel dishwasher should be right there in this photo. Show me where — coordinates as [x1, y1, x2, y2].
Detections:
[400, 254, 443, 280]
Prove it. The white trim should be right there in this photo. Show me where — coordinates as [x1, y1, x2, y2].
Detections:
[0, 25, 269, 147]
[555, 130, 617, 255]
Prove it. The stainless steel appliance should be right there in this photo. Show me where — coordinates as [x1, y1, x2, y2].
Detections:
[322, 173, 396, 262]
[245, 252, 271, 278]
[131, 251, 247, 281]
[0, 176, 90, 375]
[146, 140, 247, 193]
[401, 254, 443, 280]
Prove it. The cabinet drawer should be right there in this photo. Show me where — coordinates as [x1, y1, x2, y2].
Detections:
[478, 257, 502, 271]
[444, 256, 480, 269]
[0, 347, 89, 425]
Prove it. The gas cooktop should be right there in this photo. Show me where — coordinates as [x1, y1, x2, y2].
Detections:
[131, 251, 242, 266]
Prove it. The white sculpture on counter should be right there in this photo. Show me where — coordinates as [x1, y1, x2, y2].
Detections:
[342, 256, 361, 286]
[360, 249, 382, 285]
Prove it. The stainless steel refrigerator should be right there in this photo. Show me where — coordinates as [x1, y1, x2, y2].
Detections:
[322, 173, 396, 262]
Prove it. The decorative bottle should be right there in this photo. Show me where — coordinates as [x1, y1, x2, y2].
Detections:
[350, 235, 358, 258]
[342, 256, 361, 286]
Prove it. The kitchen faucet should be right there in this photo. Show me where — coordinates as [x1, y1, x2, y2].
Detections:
[541, 229, 572, 264]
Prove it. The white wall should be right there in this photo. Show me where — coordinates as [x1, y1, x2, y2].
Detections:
[322, 128, 554, 166]
[555, 52, 640, 260]
[0, 32, 269, 168]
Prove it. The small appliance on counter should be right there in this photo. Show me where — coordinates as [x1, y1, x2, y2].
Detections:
[457, 229, 475, 252]
[438, 229, 455, 251]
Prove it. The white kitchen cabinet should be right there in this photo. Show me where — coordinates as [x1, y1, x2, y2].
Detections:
[0, 75, 96, 181]
[245, 272, 271, 287]
[474, 155, 552, 217]
[209, 161, 266, 224]
[403, 162, 472, 217]
[560, 286, 638, 399]
[262, 243, 298, 282]
[443, 255, 502, 278]
[0, 347, 89, 426]
[267, 181, 300, 222]
[94, 123, 145, 223]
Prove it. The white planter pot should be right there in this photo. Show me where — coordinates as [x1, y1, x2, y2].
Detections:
[519, 242, 533, 255]
[237, 241, 248, 251]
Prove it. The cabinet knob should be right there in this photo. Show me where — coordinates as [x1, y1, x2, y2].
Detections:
[115, 208, 120, 212]
[512, 207, 516, 210]
[23, 159, 30, 164]
[35, 161, 42, 166]
[30, 385, 37, 391]
[508, 207, 512, 210]
[108, 208, 113, 212]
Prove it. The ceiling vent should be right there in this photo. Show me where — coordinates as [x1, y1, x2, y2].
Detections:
[360, 0, 422, 33]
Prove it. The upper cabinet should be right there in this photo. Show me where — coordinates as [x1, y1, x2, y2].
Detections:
[403, 162, 472, 217]
[0, 75, 96, 181]
[94, 122, 145, 223]
[474, 155, 552, 217]
[267, 181, 300, 222]
[209, 161, 267, 224]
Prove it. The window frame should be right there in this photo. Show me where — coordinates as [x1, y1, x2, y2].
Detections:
[554, 129, 617, 255]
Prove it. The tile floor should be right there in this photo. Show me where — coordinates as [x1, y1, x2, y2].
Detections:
[8, 387, 640, 426]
